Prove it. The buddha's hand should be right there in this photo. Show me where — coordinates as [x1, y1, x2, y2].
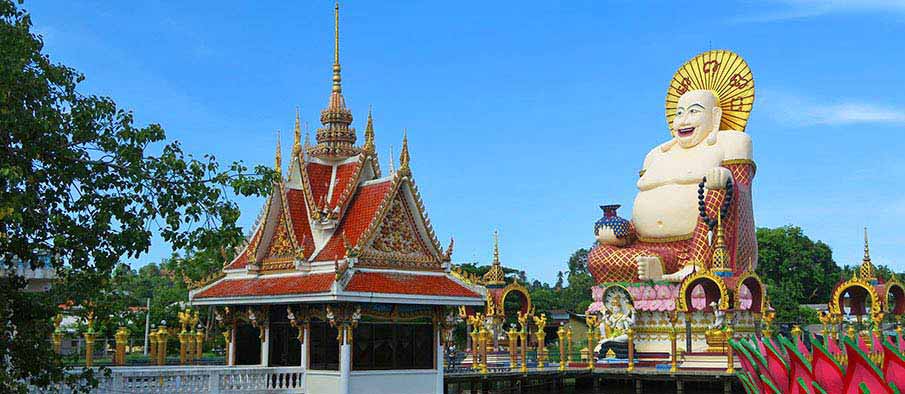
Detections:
[636, 255, 663, 281]
[705, 167, 732, 190]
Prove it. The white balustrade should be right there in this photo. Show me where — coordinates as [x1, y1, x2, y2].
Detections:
[28, 366, 306, 394]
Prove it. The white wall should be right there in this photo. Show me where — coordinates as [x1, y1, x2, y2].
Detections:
[349, 370, 439, 394]
[306, 370, 341, 394]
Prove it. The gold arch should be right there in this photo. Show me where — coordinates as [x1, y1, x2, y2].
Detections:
[665, 50, 755, 132]
[497, 281, 533, 317]
[733, 272, 766, 313]
[885, 275, 905, 315]
[676, 269, 730, 312]
[829, 277, 880, 315]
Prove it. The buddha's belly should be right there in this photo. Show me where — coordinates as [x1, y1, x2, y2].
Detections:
[632, 184, 698, 239]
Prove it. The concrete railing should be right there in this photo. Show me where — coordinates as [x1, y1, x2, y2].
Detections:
[29, 366, 305, 394]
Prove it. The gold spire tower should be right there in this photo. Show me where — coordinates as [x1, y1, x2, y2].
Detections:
[482, 230, 506, 286]
[860, 227, 875, 280]
[310, 1, 359, 159]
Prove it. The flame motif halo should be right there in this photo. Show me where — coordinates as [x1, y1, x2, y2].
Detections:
[665, 50, 755, 132]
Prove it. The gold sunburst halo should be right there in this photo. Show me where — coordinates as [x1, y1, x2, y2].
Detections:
[665, 50, 755, 132]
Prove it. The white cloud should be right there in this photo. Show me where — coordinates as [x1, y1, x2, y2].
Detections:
[759, 89, 905, 126]
[735, 0, 905, 23]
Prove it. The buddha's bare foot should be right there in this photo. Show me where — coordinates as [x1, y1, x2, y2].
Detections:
[636, 255, 663, 281]
[662, 264, 697, 282]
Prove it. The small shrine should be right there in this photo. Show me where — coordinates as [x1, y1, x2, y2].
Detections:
[187, 5, 483, 394]
[826, 228, 905, 328]
[450, 232, 536, 369]
[585, 50, 768, 368]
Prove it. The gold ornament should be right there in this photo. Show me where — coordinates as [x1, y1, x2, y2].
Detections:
[666, 50, 755, 132]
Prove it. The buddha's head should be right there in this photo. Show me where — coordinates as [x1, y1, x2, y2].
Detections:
[672, 90, 722, 148]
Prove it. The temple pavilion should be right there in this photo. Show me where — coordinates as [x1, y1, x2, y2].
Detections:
[188, 4, 484, 394]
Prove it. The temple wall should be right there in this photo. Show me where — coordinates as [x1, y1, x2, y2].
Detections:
[306, 370, 341, 394]
[633, 310, 758, 354]
[349, 370, 439, 394]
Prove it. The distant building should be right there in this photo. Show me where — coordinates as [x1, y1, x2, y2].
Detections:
[1, 253, 56, 292]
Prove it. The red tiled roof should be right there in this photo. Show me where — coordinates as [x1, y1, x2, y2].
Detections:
[225, 226, 262, 270]
[194, 273, 334, 299]
[330, 161, 361, 208]
[344, 272, 481, 298]
[314, 180, 393, 261]
[306, 162, 333, 208]
[286, 189, 316, 257]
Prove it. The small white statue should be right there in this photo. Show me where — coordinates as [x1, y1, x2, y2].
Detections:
[708, 300, 726, 330]
[594, 291, 636, 353]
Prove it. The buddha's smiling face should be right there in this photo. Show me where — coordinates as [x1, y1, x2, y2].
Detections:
[672, 90, 722, 148]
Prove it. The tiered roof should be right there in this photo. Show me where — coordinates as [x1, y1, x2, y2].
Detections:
[189, 4, 482, 306]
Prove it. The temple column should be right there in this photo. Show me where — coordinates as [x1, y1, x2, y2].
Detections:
[228, 324, 237, 366]
[339, 326, 351, 394]
[261, 324, 270, 367]
[300, 323, 309, 368]
[435, 324, 444, 394]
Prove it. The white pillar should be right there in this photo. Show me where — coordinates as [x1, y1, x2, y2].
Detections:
[261, 325, 270, 367]
[228, 325, 236, 366]
[435, 326, 444, 394]
[300, 325, 309, 368]
[339, 327, 351, 394]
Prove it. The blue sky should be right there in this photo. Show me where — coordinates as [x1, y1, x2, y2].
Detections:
[26, 0, 905, 283]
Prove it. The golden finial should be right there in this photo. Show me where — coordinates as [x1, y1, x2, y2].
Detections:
[363, 105, 375, 153]
[860, 227, 875, 279]
[398, 129, 410, 176]
[293, 107, 301, 156]
[275, 131, 282, 174]
[332, 1, 342, 94]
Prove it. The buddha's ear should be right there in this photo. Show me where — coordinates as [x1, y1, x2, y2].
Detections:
[711, 106, 723, 133]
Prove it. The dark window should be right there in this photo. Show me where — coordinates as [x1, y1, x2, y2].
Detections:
[235, 323, 262, 365]
[308, 320, 339, 370]
[268, 305, 300, 367]
[352, 323, 434, 370]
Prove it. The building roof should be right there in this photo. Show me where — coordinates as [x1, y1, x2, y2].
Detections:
[345, 271, 481, 298]
[194, 273, 335, 299]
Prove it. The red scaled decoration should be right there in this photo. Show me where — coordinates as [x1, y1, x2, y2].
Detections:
[731, 332, 905, 394]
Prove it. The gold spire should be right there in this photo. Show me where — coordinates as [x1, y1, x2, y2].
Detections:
[398, 129, 410, 176]
[275, 131, 282, 174]
[332, 1, 342, 94]
[363, 105, 375, 153]
[482, 230, 506, 286]
[311, 1, 358, 159]
[860, 227, 875, 279]
[293, 107, 301, 156]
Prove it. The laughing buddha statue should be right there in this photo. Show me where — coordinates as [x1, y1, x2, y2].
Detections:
[589, 50, 758, 284]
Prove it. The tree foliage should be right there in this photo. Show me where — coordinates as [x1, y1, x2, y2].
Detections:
[0, 1, 272, 391]
[755, 226, 841, 322]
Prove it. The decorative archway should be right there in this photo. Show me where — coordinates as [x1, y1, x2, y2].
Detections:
[734, 273, 766, 314]
[498, 281, 532, 316]
[829, 277, 880, 316]
[885, 276, 905, 315]
[677, 270, 730, 312]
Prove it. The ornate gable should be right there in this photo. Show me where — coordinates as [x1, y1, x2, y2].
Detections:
[357, 180, 442, 270]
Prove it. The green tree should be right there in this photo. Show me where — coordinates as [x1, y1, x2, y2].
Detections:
[756, 226, 840, 323]
[0, 1, 273, 391]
